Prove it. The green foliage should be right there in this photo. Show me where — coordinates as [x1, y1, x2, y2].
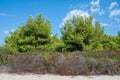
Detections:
[117, 31, 120, 49]
[3, 13, 120, 52]
[118, 30, 120, 37]
[5, 14, 52, 52]
[46, 34, 65, 52]
[61, 15, 120, 51]
[61, 16, 93, 51]
[0, 47, 9, 65]
[0, 53, 8, 66]
[101, 35, 119, 50]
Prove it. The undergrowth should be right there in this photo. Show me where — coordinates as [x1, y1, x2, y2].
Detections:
[0, 50, 118, 75]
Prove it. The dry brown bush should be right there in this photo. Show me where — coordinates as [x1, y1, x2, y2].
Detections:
[5, 50, 120, 75]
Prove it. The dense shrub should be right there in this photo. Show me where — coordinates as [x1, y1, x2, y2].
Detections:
[0, 47, 10, 66]
[4, 50, 120, 75]
[7, 54, 48, 74]
[0, 53, 8, 66]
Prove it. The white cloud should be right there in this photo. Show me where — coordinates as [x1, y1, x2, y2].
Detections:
[11, 29, 15, 32]
[3, 29, 15, 35]
[90, 0, 105, 16]
[101, 23, 109, 27]
[91, 7, 100, 13]
[4, 30, 10, 34]
[90, 0, 100, 13]
[91, 0, 99, 6]
[99, 9, 105, 15]
[59, 9, 89, 27]
[114, 18, 120, 22]
[109, 9, 120, 17]
[109, 2, 118, 10]
[92, 18, 96, 26]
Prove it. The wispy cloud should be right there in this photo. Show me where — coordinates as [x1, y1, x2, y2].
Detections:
[0, 13, 9, 16]
[69, 4, 89, 11]
[0, 13, 15, 17]
[59, 9, 89, 28]
[101, 23, 109, 27]
[99, 9, 105, 16]
[109, 9, 120, 17]
[114, 18, 120, 22]
[109, 2, 118, 10]
[90, 0, 105, 16]
[90, 0, 100, 13]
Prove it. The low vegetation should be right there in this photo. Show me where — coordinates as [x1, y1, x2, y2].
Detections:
[0, 50, 118, 75]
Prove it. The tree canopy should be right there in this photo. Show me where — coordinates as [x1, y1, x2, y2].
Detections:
[5, 14, 51, 52]
[4, 14, 120, 52]
[61, 15, 120, 51]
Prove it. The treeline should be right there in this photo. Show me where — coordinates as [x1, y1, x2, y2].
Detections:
[0, 14, 120, 75]
[3, 14, 120, 52]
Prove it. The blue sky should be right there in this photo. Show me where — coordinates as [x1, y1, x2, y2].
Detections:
[0, 0, 120, 46]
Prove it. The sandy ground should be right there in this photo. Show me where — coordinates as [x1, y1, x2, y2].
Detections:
[0, 73, 120, 80]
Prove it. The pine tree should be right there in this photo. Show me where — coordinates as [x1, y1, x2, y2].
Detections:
[5, 14, 51, 52]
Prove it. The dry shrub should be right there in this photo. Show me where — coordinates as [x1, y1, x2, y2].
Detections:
[7, 54, 47, 74]
[56, 55, 81, 75]
[5, 50, 120, 75]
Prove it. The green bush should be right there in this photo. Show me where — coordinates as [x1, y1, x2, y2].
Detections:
[0, 47, 10, 66]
